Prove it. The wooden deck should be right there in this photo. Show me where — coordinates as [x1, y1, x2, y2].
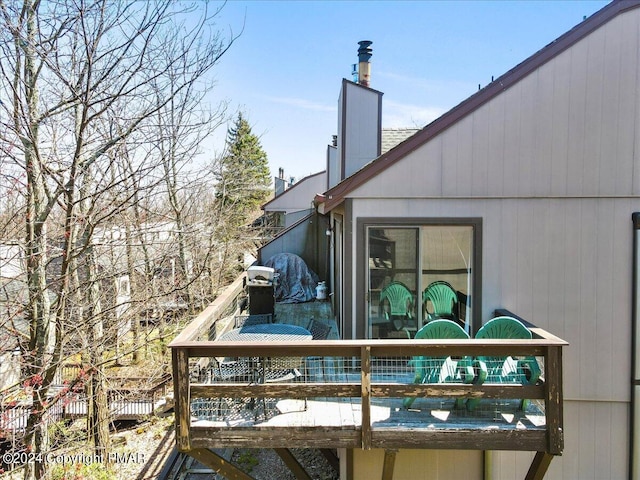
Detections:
[169, 274, 567, 480]
[0, 374, 172, 440]
[181, 341, 561, 452]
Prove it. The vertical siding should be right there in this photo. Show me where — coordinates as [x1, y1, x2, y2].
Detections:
[265, 172, 327, 214]
[350, 8, 640, 200]
[486, 94, 507, 194]
[582, 26, 607, 194]
[343, 83, 381, 179]
[351, 196, 633, 479]
[342, 7, 640, 480]
[492, 402, 628, 479]
[353, 449, 482, 480]
[616, 10, 639, 195]
[550, 50, 571, 196]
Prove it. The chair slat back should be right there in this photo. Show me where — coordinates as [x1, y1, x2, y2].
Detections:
[423, 281, 457, 319]
[380, 281, 413, 318]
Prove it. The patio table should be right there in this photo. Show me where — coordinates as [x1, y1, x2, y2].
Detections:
[218, 323, 312, 381]
[219, 323, 312, 342]
[216, 323, 312, 418]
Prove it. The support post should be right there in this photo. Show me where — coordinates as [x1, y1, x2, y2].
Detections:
[544, 346, 564, 455]
[381, 449, 397, 480]
[187, 448, 256, 480]
[525, 452, 553, 480]
[361, 346, 372, 450]
[632, 212, 640, 480]
[274, 449, 313, 480]
[320, 449, 340, 473]
[172, 347, 191, 451]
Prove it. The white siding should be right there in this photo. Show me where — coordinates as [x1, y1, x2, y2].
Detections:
[0, 352, 19, 391]
[328, 145, 339, 190]
[491, 401, 628, 480]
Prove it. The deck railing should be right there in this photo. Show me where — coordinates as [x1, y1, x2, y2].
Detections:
[171, 329, 565, 455]
[172, 294, 563, 448]
[169, 273, 567, 479]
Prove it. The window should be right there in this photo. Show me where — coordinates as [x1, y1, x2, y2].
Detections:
[118, 276, 131, 297]
[361, 218, 481, 339]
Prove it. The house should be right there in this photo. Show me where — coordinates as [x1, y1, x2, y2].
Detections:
[260, 124, 419, 281]
[310, 1, 639, 478]
[263, 169, 328, 230]
[276, 1, 639, 477]
[0, 245, 31, 394]
[170, 1, 640, 479]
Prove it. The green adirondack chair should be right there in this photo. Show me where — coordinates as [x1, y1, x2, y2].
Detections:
[422, 281, 458, 321]
[379, 281, 414, 320]
[466, 316, 542, 411]
[403, 319, 474, 409]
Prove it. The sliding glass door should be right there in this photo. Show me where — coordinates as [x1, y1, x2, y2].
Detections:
[366, 222, 476, 339]
[367, 227, 418, 338]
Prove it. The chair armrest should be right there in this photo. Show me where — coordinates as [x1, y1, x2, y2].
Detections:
[516, 357, 541, 385]
[470, 358, 488, 385]
[457, 357, 478, 384]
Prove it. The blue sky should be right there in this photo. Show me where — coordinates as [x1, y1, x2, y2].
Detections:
[206, 0, 610, 181]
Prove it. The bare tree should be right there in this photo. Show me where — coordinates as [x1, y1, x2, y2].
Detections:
[153, 57, 228, 315]
[0, 1, 236, 477]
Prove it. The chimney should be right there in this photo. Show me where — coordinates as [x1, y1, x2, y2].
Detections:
[278, 167, 284, 180]
[357, 40, 373, 87]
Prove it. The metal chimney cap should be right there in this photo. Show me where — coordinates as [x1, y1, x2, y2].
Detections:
[358, 40, 372, 62]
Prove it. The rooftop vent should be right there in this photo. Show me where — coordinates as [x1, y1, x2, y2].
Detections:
[357, 40, 373, 87]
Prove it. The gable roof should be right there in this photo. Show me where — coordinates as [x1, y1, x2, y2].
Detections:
[262, 170, 326, 210]
[322, 0, 639, 212]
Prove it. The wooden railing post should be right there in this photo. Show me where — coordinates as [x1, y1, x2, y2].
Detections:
[544, 345, 564, 455]
[361, 345, 371, 450]
[172, 347, 191, 451]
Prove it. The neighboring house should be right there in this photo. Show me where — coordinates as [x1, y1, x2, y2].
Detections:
[381, 128, 420, 156]
[259, 2, 640, 478]
[0, 245, 26, 393]
[0, 281, 26, 393]
[93, 222, 197, 321]
[263, 170, 328, 230]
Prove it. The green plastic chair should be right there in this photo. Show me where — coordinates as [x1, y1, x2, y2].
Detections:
[466, 316, 542, 411]
[403, 319, 474, 409]
[423, 281, 458, 321]
[379, 281, 414, 320]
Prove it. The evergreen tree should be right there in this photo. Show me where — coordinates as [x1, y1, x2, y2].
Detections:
[216, 112, 271, 227]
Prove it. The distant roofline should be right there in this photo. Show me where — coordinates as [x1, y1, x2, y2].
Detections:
[256, 210, 316, 262]
[262, 170, 327, 210]
[322, 0, 639, 212]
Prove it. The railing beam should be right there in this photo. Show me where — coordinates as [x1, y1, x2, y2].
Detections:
[171, 311, 567, 458]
